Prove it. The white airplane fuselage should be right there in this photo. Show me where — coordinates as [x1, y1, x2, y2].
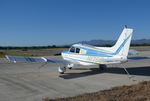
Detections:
[61, 44, 127, 66]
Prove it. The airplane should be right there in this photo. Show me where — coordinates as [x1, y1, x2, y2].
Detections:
[6, 26, 134, 76]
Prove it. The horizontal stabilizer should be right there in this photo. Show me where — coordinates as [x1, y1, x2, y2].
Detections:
[128, 49, 139, 56]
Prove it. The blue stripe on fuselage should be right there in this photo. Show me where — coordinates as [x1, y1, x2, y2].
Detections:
[77, 47, 113, 56]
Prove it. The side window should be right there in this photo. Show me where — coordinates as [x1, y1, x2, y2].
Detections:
[76, 48, 80, 53]
[70, 47, 75, 53]
[80, 49, 87, 54]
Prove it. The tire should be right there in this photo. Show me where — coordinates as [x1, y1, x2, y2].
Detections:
[99, 64, 107, 71]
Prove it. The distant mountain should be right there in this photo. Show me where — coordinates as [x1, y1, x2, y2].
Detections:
[75, 39, 150, 46]
[131, 39, 150, 44]
[79, 40, 115, 45]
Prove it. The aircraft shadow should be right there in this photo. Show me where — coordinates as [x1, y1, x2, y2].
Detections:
[128, 56, 150, 60]
[106, 66, 150, 76]
[59, 66, 150, 79]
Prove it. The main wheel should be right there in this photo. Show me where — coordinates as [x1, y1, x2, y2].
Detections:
[68, 67, 72, 69]
[59, 71, 64, 74]
[99, 64, 107, 71]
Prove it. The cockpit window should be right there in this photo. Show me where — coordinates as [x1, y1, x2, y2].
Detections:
[70, 47, 75, 53]
[69, 47, 80, 53]
[76, 48, 80, 53]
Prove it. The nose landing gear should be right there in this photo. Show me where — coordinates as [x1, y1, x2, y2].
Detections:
[58, 67, 66, 74]
[58, 64, 74, 74]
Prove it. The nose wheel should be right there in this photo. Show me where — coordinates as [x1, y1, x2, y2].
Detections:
[58, 67, 66, 74]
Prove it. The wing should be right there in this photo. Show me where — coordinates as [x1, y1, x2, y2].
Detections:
[5, 55, 70, 65]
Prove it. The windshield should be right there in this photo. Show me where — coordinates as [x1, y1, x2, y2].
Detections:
[69, 47, 75, 53]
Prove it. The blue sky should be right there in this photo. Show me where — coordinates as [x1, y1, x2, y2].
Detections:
[0, 0, 150, 46]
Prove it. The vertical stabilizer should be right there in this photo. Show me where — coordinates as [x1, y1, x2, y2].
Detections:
[111, 27, 133, 57]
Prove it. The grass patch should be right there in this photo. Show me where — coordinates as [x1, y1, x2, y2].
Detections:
[0, 48, 67, 58]
[44, 81, 150, 101]
[0, 50, 38, 58]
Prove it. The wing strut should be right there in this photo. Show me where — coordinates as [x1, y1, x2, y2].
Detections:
[120, 64, 136, 81]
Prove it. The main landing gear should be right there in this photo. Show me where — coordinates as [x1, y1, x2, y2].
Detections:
[99, 64, 107, 71]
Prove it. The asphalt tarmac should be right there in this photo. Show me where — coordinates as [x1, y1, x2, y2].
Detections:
[0, 51, 150, 101]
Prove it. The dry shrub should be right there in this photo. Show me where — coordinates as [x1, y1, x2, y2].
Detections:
[44, 81, 150, 101]
[0, 51, 5, 55]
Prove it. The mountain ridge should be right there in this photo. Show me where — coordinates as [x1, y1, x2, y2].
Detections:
[75, 39, 150, 46]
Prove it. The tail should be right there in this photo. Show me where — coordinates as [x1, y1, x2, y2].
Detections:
[111, 27, 133, 57]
